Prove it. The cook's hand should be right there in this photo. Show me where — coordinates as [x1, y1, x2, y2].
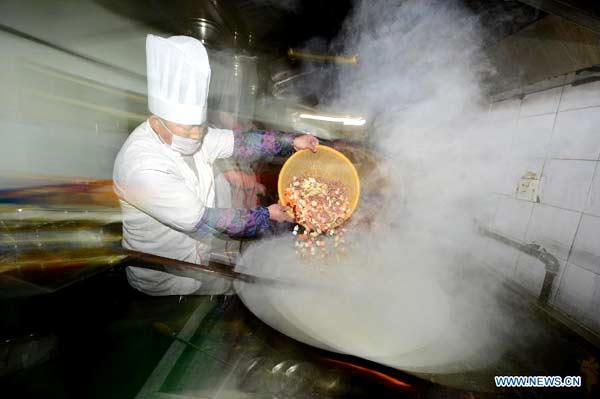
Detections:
[267, 204, 294, 223]
[293, 134, 319, 153]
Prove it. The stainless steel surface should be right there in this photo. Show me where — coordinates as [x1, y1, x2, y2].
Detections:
[137, 296, 412, 399]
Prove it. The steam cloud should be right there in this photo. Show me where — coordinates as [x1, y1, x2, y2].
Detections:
[236, 0, 538, 377]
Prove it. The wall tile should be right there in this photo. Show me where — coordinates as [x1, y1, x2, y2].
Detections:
[540, 160, 596, 211]
[486, 77, 600, 334]
[555, 263, 596, 319]
[493, 196, 534, 241]
[520, 87, 562, 117]
[550, 107, 600, 160]
[525, 204, 580, 260]
[586, 166, 600, 216]
[515, 114, 555, 159]
[559, 80, 600, 111]
[489, 98, 521, 121]
[569, 214, 600, 274]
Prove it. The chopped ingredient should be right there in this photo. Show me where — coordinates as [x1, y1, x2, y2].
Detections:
[284, 175, 351, 261]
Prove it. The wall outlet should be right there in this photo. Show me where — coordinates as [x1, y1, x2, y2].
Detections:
[516, 171, 540, 202]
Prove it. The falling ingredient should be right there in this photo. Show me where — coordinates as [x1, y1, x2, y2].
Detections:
[284, 175, 351, 260]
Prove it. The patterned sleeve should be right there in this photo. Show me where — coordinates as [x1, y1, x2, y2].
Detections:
[233, 129, 298, 158]
[193, 206, 271, 238]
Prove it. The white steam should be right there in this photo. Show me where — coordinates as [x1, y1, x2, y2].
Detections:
[236, 0, 534, 378]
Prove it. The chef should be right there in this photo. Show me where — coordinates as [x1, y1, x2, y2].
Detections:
[113, 34, 318, 296]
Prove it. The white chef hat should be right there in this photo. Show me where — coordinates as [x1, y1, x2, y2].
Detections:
[146, 34, 211, 125]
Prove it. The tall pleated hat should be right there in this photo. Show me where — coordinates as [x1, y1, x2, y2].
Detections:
[146, 34, 211, 125]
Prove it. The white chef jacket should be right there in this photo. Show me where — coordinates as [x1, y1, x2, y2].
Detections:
[113, 120, 234, 296]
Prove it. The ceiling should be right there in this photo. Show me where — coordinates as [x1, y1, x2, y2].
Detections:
[94, 0, 547, 55]
[94, 0, 353, 53]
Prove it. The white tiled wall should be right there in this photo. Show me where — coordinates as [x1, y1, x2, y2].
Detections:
[586, 167, 600, 216]
[520, 86, 563, 117]
[551, 107, 600, 160]
[541, 160, 596, 211]
[515, 114, 555, 159]
[555, 263, 597, 321]
[523, 204, 580, 260]
[493, 196, 533, 240]
[570, 214, 600, 274]
[485, 77, 600, 335]
[559, 80, 600, 111]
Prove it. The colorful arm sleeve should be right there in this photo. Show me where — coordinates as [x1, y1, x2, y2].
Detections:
[233, 129, 298, 158]
[194, 206, 271, 238]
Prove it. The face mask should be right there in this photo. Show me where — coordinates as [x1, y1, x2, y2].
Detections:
[159, 118, 203, 155]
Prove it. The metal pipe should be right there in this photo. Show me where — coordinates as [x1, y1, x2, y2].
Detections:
[287, 49, 359, 65]
[478, 226, 560, 305]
